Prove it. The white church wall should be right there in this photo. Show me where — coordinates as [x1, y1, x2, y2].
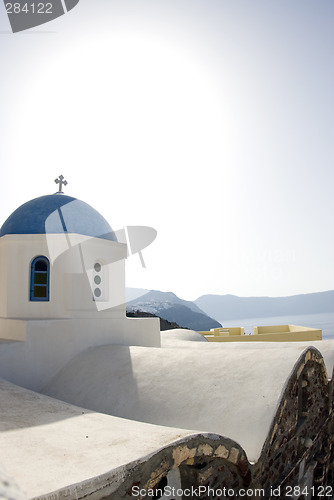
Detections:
[0, 319, 26, 341]
[0, 315, 160, 391]
[1, 235, 71, 319]
[0, 239, 8, 317]
[64, 234, 127, 316]
[0, 234, 128, 320]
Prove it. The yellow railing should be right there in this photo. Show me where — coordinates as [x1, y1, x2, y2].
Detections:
[199, 325, 322, 342]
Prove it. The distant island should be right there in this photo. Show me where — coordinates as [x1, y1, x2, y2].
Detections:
[127, 289, 221, 331]
[127, 288, 334, 329]
[195, 289, 334, 321]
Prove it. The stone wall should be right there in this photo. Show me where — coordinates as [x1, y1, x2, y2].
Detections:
[253, 347, 332, 498]
[103, 347, 333, 500]
[102, 435, 251, 500]
[1, 346, 333, 500]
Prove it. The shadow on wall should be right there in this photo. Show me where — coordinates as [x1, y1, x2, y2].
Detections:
[0, 345, 139, 431]
[41, 345, 141, 419]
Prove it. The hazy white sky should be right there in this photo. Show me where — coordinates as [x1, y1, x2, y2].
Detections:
[0, 0, 333, 300]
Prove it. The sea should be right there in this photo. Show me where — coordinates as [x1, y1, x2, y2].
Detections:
[218, 312, 334, 340]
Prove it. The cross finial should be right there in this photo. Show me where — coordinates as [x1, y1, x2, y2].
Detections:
[54, 175, 68, 193]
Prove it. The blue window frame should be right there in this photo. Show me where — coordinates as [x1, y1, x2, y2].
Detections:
[30, 256, 50, 301]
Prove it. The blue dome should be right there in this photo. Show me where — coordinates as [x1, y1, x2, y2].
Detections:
[0, 194, 117, 241]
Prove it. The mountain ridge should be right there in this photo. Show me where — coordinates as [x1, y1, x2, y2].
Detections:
[194, 289, 334, 321]
[127, 289, 221, 331]
[126, 288, 334, 325]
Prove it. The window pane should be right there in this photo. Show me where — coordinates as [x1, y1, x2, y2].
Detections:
[34, 273, 47, 285]
[35, 260, 47, 272]
[34, 286, 47, 298]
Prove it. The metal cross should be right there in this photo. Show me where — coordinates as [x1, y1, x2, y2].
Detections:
[54, 175, 68, 193]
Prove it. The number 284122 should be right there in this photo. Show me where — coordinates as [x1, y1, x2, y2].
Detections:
[6, 3, 53, 14]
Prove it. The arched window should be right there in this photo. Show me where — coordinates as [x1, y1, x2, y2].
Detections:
[30, 256, 50, 301]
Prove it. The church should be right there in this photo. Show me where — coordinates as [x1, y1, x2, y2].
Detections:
[0, 178, 333, 500]
[0, 177, 160, 391]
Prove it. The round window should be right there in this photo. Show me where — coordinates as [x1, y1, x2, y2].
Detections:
[94, 288, 101, 298]
[94, 262, 102, 272]
[94, 276, 101, 285]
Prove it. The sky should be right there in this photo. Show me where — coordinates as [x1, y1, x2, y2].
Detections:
[0, 0, 333, 301]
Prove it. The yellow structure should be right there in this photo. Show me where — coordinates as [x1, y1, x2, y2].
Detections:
[200, 324, 322, 342]
[210, 327, 244, 337]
